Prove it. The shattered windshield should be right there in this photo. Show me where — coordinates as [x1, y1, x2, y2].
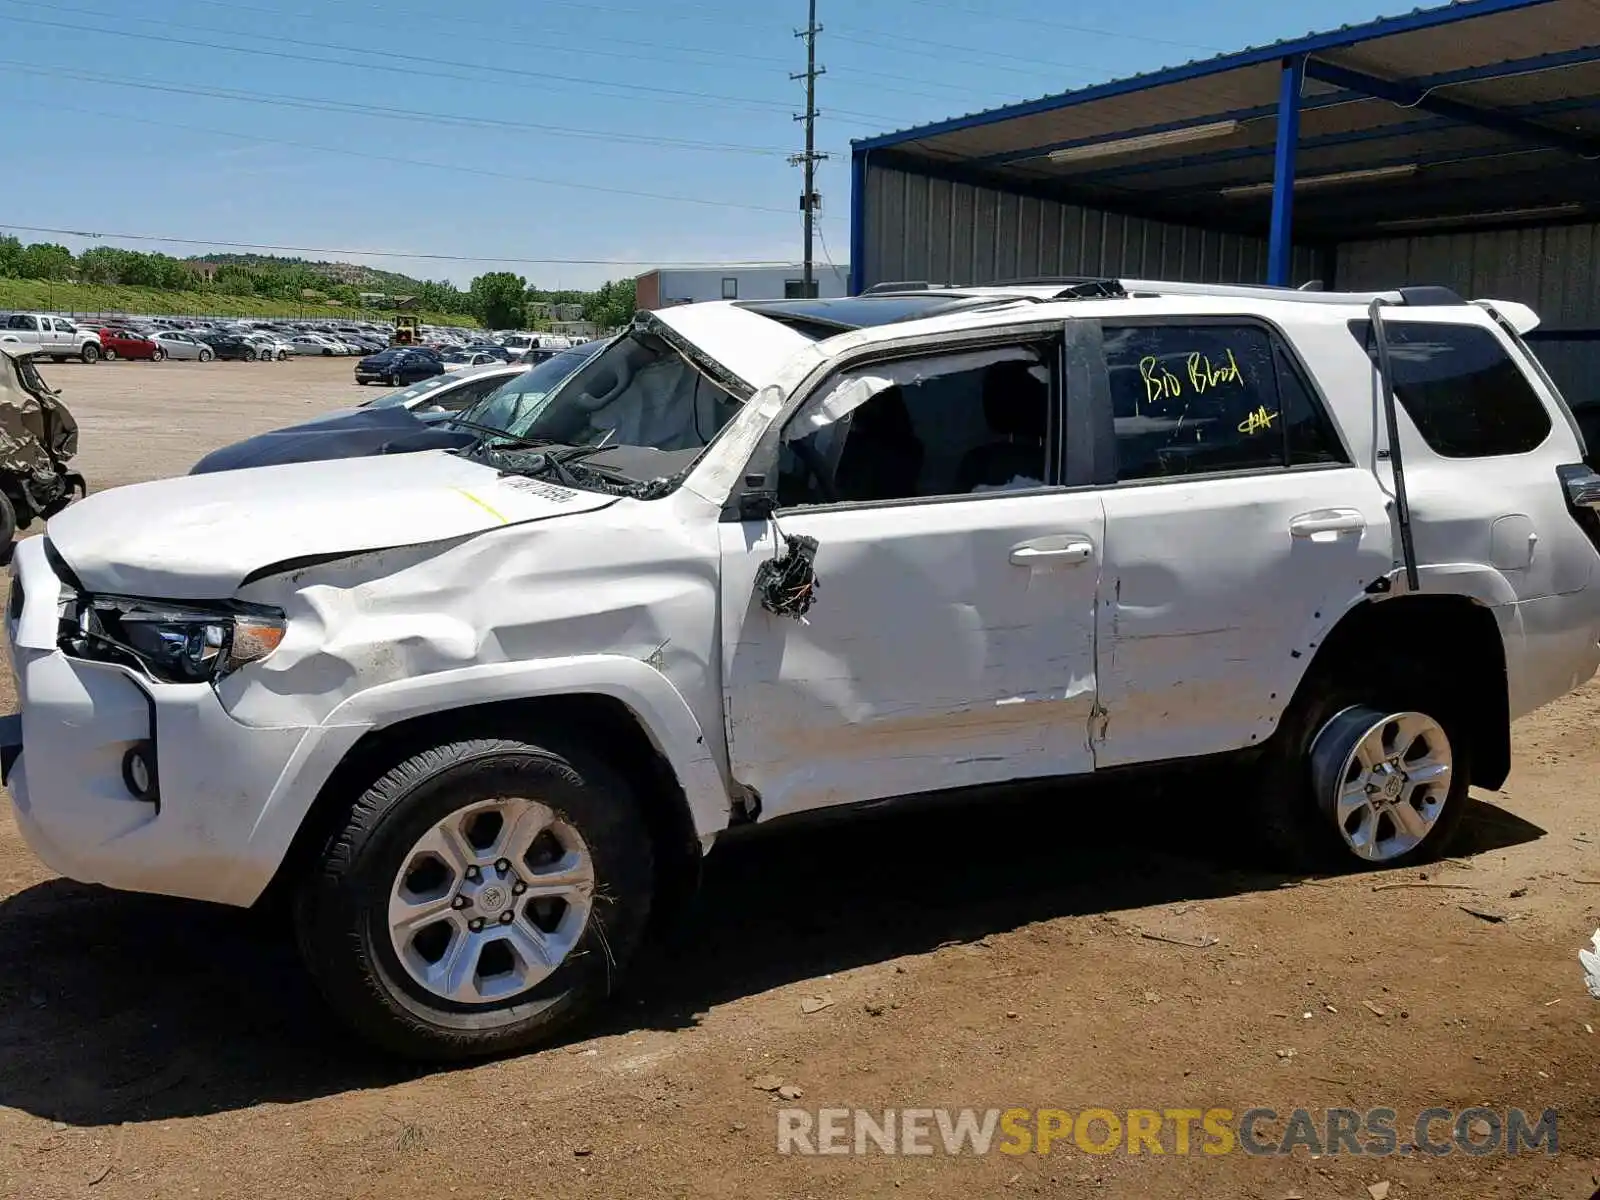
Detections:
[464, 326, 743, 496]
[457, 342, 609, 436]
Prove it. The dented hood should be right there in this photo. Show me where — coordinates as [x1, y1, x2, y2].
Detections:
[45, 450, 617, 598]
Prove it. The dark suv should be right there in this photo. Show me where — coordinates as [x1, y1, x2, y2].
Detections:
[356, 346, 446, 386]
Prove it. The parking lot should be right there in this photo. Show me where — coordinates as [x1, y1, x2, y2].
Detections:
[0, 356, 1596, 1200]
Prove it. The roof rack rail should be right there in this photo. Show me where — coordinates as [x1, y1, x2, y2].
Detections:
[1395, 285, 1466, 306]
[861, 281, 936, 294]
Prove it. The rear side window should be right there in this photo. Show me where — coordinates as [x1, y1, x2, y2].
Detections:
[1103, 322, 1346, 481]
[1349, 320, 1552, 458]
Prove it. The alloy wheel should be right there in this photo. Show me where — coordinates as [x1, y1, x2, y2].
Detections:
[387, 798, 595, 1006]
[1311, 707, 1453, 863]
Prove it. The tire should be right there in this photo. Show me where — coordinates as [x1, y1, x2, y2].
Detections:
[245, 348, 258, 362]
[1252, 666, 1471, 873]
[390, 372, 403, 387]
[151, 348, 166, 362]
[79, 343, 100, 364]
[0, 492, 17, 566]
[103, 347, 118, 361]
[198, 348, 214, 362]
[293, 732, 655, 1061]
[357, 378, 369, 385]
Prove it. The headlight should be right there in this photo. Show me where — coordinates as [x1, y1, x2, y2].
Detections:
[63, 595, 286, 684]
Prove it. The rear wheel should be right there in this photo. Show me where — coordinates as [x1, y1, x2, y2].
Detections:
[293, 733, 655, 1061]
[1254, 669, 1470, 872]
[103, 347, 118, 361]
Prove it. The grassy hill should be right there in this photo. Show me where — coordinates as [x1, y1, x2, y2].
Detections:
[0, 278, 475, 327]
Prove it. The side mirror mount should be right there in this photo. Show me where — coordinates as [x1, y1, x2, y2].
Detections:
[737, 473, 778, 521]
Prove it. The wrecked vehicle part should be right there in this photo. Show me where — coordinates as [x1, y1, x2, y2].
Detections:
[0, 345, 84, 540]
[754, 531, 820, 619]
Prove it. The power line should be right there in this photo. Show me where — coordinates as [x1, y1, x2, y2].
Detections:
[166, 0, 1007, 106]
[0, 223, 829, 268]
[0, 1, 910, 126]
[0, 61, 802, 157]
[0, 95, 854, 218]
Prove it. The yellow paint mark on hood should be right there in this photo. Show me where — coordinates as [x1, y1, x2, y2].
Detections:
[452, 487, 509, 524]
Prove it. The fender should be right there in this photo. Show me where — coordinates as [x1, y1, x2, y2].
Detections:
[322, 654, 734, 841]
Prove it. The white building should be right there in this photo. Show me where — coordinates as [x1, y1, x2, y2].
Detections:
[635, 263, 850, 311]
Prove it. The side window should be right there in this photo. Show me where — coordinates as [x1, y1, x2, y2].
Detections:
[437, 377, 504, 411]
[1348, 320, 1552, 458]
[1103, 322, 1343, 480]
[777, 344, 1053, 508]
[9, 315, 37, 331]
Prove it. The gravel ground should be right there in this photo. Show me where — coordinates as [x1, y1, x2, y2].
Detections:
[0, 356, 1596, 1200]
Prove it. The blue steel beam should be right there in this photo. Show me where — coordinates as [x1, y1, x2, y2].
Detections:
[850, 0, 1559, 153]
[1303, 57, 1600, 157]
[849, 149, 868, 295]
[1268, 56, 1306, 287]
[972, 44, 1600, 171]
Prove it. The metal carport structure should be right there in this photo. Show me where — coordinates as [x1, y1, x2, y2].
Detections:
[848, 0, 1600, 315]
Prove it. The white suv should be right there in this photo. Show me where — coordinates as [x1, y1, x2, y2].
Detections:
[5, 279, 1599, 1060]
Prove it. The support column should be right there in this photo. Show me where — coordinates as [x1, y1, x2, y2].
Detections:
[1268, 55, 1306, 287]
[849, 148, 867, 295]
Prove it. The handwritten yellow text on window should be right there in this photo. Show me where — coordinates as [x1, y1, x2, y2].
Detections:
[1237, 406, 1279, 436]
[1138, 348, 1245, 410]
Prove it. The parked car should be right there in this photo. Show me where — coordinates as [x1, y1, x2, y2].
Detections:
[188, 354, 597, 474]
[195, 334, 261, 362]
[287, 335, 339, 357]
[150, 331, 215, 361]
[97, 328, 165, 362]
[10, 281, 1600, 1064]
[355, 347, 446, 387]
[242, 333, 293, 361]
[0, 314, 102, 363]
[441, 350, 501, 371]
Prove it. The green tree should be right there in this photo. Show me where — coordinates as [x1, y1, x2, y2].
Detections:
[17, 242, 75, 281]
[0, 235, 22, 278]
[583, 278, 637, 332]
[469, 271, 528, 329]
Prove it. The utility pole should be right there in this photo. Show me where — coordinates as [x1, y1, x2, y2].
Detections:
[790, 0, 827, 297]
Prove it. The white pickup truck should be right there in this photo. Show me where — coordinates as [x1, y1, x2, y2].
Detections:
[0, 314, 102, 363]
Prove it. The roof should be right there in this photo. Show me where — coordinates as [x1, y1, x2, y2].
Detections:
[852, 0, 1600, 243]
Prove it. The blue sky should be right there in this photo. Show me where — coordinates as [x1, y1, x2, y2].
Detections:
[0, 0, 1405, 290]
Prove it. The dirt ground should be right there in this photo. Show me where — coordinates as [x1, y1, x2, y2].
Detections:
[0, 357, 1597, 1200]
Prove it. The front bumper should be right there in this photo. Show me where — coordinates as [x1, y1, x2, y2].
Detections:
[3, 538, 367, 907]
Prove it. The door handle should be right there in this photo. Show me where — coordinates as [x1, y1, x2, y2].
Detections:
[1010, 536, 1095, 567]
[1289, 509, 1366, 538]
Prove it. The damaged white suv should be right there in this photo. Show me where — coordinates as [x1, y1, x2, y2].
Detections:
[6, 279, 1600, 1059]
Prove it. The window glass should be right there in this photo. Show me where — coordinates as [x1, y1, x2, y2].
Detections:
[1349, 320, 1552, 458]
[777, 345, 1052, 507]
[721, 277, 738, 300]
[1104, 323, 1339, 480]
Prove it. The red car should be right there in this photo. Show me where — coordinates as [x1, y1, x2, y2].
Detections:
[98, 328, 165, 362]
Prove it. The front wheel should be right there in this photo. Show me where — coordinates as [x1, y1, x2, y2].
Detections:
[151, 347, 166, 362]
[79, 343, 100, 364]
[0, 491, 16, 566]
[198, 348, 214, 362]
[103, 347, 118, 361]
[293, 734, 655, 1061]
[1254, 677, 1470, 872]
[390, 372, 403, 387]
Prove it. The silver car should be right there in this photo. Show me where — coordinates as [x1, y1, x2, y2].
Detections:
[150, 331, 216, 362]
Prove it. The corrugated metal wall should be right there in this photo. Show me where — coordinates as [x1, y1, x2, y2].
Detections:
[862, 162, 1317, 289]
[1338, 224, 1600, 412]
[1336, 224, 1600, 326]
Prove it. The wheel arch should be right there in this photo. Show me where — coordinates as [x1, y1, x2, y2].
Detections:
[1283, 592, 1511, 790]
[260, 660, 728, 921]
